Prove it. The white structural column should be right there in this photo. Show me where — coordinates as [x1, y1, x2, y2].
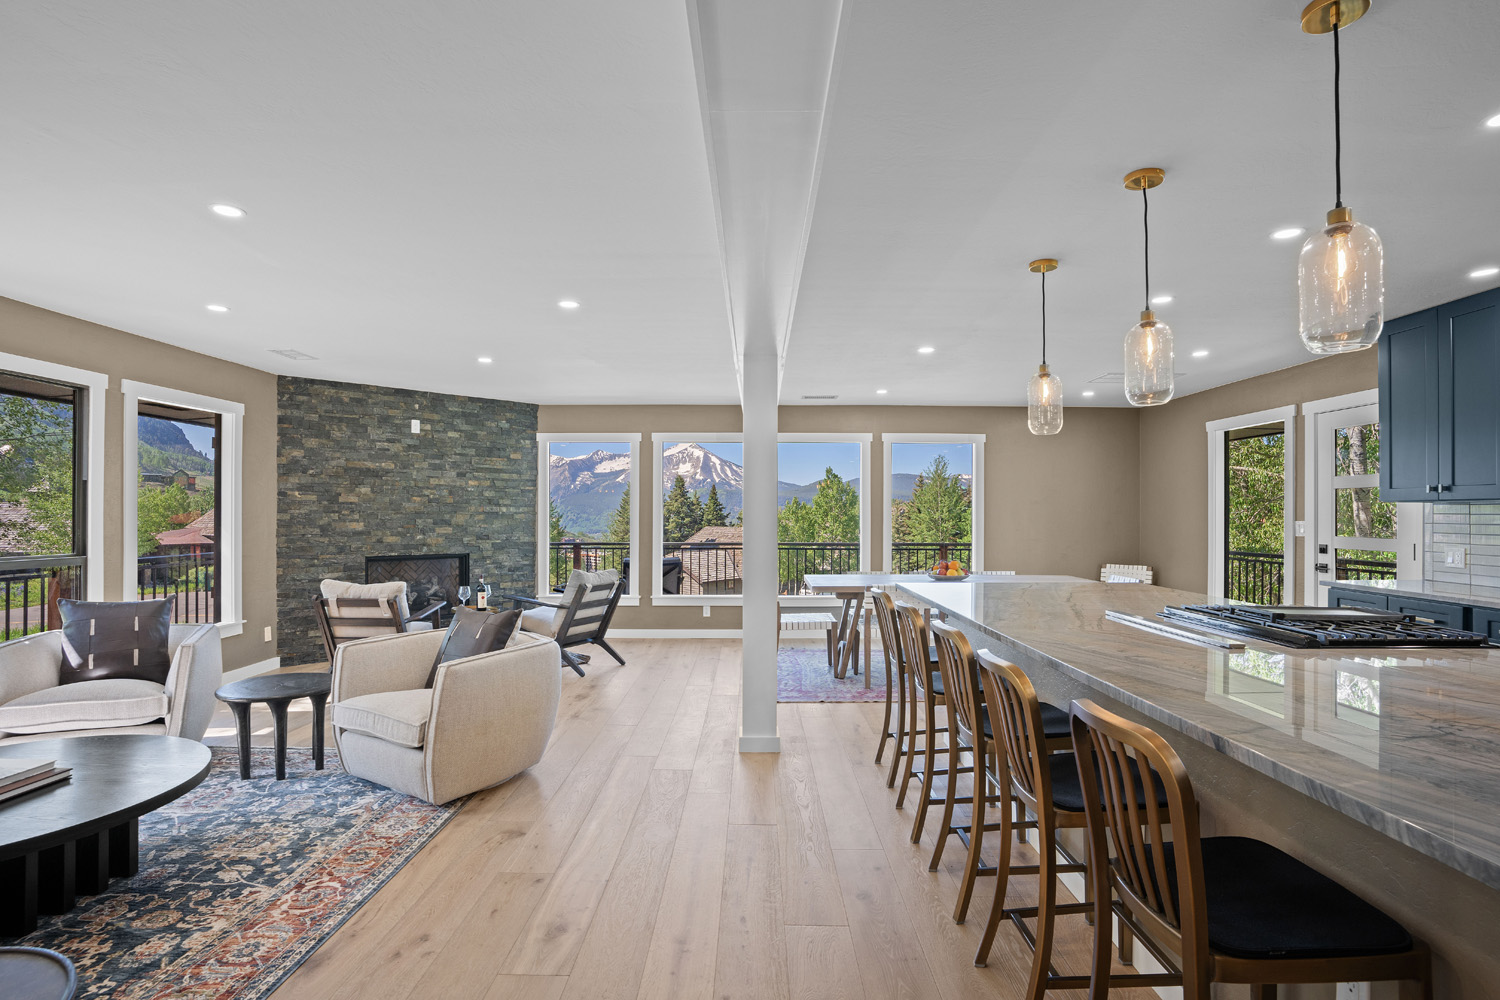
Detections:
[686, 0, 847, 751]
[739, 348, 780, 750]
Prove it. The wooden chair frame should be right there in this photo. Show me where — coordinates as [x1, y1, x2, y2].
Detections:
[893, 601, 960, 846]
[1070, 698, 1433, 1000]
[869, 590, 904, 781]
[314, 595, 444, 666]
[928, 621, 1000, 879]
[505, 577, 626, 678]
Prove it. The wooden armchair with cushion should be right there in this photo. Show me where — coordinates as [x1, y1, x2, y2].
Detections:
[502, 568, 624, 677]
[314, 578, 445, 665]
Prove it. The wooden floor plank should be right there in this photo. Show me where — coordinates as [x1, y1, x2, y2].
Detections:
[504, 754, 656, 975]
[635, 791, 731, 1000]
[689, 694, 739, 795]
[561, 768, 693, 1000]
[776, 741, 847, 927]
[785, 925, 862, 1000]
[729, 749, 780, 825]
[799, 706, 883, 852]
[400, 872, 553, 999]
[715, 824, 790, 1000]
[481, 975, 569, 1000]
[832, 849, 944, 1000]
[655, 680, 711, 771]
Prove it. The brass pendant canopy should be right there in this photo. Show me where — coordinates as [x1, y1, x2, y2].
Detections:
[1301, 0, 1370, 34]
[1028, 258, 1058, 274]
[1122, 168, 1165, 191]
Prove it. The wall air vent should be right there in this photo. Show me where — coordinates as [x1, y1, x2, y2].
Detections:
[268, 349, 317, 361]
[800, 394, 838, 400]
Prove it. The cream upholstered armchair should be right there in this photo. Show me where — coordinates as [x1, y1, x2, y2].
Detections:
[330, 627, 561, 805]
[0, 624, 223, 745]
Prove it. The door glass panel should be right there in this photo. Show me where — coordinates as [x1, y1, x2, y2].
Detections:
[1335, 488, 1397, 538]
[1334, 423, 1381, 476]
[1224, 426, 1285, 604]
[1335, 548, 1397, 581]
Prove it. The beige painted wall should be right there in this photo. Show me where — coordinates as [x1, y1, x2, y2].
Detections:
[0, 296, 279, 670]
[1137, 350, 1379, 601]
[539, 402, 1143, 630]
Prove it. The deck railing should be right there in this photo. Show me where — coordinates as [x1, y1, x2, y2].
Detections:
[548, 540, 975, 596]
[0, 557, 83, 640]
[137, 551, 217, 624]
[1336, 554, 1398, 582]
[1225, 550, 1284, 605]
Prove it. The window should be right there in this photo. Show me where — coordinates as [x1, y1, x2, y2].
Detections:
[122, 381, 243, 637]
[536, 433, 640, 602]
[882, 434, 984, 572]
[777, 434, 871, 595]
[1207, 406, 1296, 605]
[0, 355, 105, 638]
[652, 434, 742, 601]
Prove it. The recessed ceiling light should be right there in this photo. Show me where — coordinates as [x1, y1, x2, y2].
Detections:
[557, 300, 580, 310]
[210, 204, 245, 218]
[1082, 390, 1096, 397]
[1151, 294, 1173, 305]
[1192, 349, 1210, 358]
[205, 304, 229, 313]
[1487, 113, 1500, 128]
[917, 346, 935, 354]
[477, 356, 494, 364]
[875, 388, 888, 394]
[1272, 227, 1305, 240]
[1469, 266, 1500, 279]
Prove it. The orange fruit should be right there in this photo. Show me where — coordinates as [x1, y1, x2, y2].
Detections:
[947, 568, 961, 576]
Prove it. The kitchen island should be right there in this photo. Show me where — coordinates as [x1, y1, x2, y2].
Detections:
[896, 578, 1500, 999]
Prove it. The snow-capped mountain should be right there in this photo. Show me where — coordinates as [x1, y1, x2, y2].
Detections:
[549, 449, 632, 535]
[661, 442, 744, 517]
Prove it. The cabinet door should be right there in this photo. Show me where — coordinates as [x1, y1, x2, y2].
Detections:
[1378, 308, 1440, 501]
[1471, 608, 1500, 642]
[1438, 289, 1500, 501]
[1329, 588, 1388, 611]
[1390, 597, 1465, 628]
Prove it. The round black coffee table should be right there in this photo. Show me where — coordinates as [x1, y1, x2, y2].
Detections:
[0, 735, 211, 936]
[0, 947, 76, 999]
[215, 672, 331, 781]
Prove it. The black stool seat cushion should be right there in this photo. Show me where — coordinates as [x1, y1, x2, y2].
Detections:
[918, 663, 944, 697]
[1048, 752, 1168, 813]
[1184, 837, 1414, 960]
[979, 701, 1071, 742]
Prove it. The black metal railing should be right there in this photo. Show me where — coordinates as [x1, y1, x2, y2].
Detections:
[1225, 550, 1284, 605]
[1337, 554, 1397, 581]
[548, 541, 630, 590]
[0, 557, 83, 640]
[777, 542, 859, 594]
[889, 542, 972, 574]
[137, 551, 217, 624]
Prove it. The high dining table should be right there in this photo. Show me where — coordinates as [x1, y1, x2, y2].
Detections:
[802, 574, 1089, 686]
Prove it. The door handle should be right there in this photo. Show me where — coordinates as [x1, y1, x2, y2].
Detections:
[1315, 562, 1330, 572]
[1427, 484, 1437, 493]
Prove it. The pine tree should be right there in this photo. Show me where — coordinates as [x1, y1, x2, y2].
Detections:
[605, 486, 631, 543]
[549, 501, 569, 543]
[702, 484, 729, 527]
[896, 456, 972, 547]
[663, 474, 704, 542]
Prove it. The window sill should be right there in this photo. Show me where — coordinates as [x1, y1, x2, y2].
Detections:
[650, 595, 743, 607]
[217, 621, 244, 639]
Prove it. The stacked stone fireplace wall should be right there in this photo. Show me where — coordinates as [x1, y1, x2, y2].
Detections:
[277, 376, 537, 665]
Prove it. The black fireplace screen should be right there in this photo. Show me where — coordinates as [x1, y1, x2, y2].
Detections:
[365, 553, 470, 618]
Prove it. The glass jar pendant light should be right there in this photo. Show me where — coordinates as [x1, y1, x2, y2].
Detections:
[1298, 0, 1383, 354]
[1026, 258, 1063, 436]
[1123, 168, 1174, 406]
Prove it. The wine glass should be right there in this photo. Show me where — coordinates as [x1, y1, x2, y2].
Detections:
[457, 585, 472, 608]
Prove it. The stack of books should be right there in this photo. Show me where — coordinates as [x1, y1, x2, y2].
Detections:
[0, 757, 72, 804]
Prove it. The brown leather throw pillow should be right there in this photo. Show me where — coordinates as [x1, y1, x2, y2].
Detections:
[427, 608, 521, 687]
[58, 598, 174, 685]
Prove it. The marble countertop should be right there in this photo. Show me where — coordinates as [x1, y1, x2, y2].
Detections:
[803, 573, 1087, 591]
[895, 579, 1500, 890]
[1321, 577, 1500, 613]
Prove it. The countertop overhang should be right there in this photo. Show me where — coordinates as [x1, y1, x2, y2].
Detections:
[895, 578, 1500, 891]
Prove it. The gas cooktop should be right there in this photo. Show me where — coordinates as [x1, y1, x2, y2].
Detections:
[1157, 604, 1493, 649]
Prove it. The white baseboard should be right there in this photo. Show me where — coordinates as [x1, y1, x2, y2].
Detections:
[221, 657, 281, 684]
[607, 629, 743, 639]
[738, 734, 781, 753]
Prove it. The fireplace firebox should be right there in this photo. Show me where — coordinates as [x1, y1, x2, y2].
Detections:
[365, 553, 470, 621]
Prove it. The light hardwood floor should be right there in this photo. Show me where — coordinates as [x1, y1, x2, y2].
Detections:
[208, 640, 1152, 1000]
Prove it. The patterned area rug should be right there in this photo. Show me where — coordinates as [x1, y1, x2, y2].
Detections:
[778, 644, 891, 702]
[11, 746, 463, 999]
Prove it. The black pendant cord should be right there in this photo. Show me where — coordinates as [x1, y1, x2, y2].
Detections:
[1040, 269, 1047, 366]
[1333, 18, 1343, 208]
[1141, 185, 1151, 311]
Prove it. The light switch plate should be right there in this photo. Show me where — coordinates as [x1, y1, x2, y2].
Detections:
[263, 625, 273, 642]
[1445, 547, 1468, 567]
[410, 419, 421, 434]
[703, 604, 712, 618]
[1295, 520, 1306, 537]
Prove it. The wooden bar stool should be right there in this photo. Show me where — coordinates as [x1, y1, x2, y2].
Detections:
[1070, 698, 1433, 1000]
[892, 601, 955, 844]
[869, 590, 905, 778]
[928, 622, 1006, 886]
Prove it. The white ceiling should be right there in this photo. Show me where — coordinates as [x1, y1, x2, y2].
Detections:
[0, 1, 1497, 407]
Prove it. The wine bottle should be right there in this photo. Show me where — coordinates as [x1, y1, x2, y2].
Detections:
[476, 575, 488, 609]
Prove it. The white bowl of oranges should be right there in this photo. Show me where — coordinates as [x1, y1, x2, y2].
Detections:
[926, 560, 968, 581]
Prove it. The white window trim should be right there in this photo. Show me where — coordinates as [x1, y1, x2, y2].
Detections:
[535, 433, 641, 607]
[121, 380, 245, 639]
[1205, 405, 1297, 603]
[652, 432, 743, 605]
[0, 353, 107, 600]
[881, 433, 986, 572]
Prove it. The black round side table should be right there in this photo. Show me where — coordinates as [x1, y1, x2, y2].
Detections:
[214, 672, 332, 780]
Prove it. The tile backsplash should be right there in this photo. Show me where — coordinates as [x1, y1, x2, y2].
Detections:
[1424, 502, 1500, 598]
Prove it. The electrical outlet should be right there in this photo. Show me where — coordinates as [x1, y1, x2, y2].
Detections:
[263, 625, 273, 642]
[703, 604, 712, 618]
[410, 419, 421, 434]
[1337, 982, 1371, 1000]
[1445, 547, 1468, 567]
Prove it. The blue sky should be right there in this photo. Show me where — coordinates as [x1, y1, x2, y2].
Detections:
[777, 442, 858, 485]
[891, 441, 973, 477]
[176, 421, 216, 460]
